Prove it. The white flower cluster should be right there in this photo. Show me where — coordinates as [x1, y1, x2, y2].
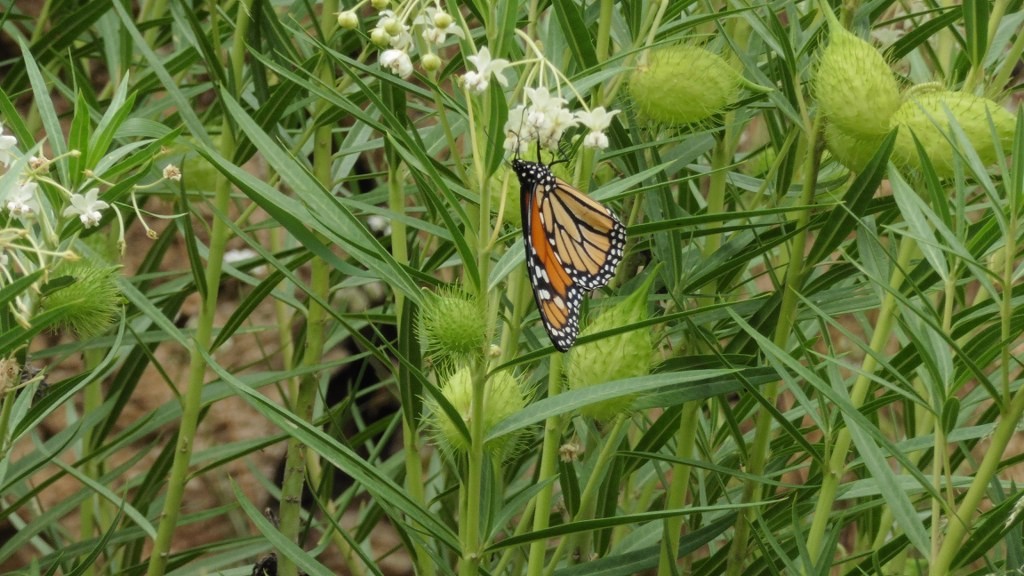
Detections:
[359, 4, 464, 80]
[0, 121, 110, 229]
[502, 89, 620, 154]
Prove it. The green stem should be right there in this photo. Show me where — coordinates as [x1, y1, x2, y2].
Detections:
[932, 153, 1021, 575]
[276, 5, 338, 575]
[657, 401, 700, 574]
[460, 356, 489, 576]
[390, 160, 433, 576]
[145, 80, 231, 576]
[804, 237, 916, 568]
[79, 347, 105, 576]
[145, 5, 249, 574]
[526, 354, 565, 576]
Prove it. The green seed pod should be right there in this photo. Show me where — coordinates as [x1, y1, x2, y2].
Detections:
[629, 45, 740, 126]
[419, 288, 487, 359]
[824, 122, 885, 172]
[567, 272, 658, 421]
[815, 21, 901, 138]
[42, 262, 123, 338]
[890, 89, 1015, 176]
[425, 365, 528, 460]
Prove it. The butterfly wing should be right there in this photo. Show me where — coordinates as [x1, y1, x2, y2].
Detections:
[545, 177, 626, 291]
[514, 159, 626, 351]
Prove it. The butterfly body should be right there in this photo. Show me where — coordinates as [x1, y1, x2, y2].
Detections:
[512, 159, 626, 351]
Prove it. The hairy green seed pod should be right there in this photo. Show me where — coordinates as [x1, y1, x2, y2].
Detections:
[815, 22, 901, 138]
[418, 288, 487, 359]
[567, 272, 657, 421]
[42, 262, 123, 338]
[824, 123, 886, 172]
[425, 366, 528, 460]
[629, 45, 740, 126]
[891, 88, 1015, 176]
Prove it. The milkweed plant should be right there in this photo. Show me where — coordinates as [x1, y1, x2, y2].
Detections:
[0, 1, 1022, 575]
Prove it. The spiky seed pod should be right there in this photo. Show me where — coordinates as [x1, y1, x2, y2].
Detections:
[629, 45, 741, 126]
[418, 288, 487, 360]
[890, 88, 1016, 176]
[824, 122, 886, 172]
[567, 273, 657, 421]
[42, 262, 123, 338]
[425, 366, 528, 460]
[814, 22, 901, 139]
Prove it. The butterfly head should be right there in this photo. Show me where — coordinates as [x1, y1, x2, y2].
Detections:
[511, 158, 545, 188]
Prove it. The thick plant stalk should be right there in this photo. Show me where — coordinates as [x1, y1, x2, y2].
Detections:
[526, 354, 565, 576]
[804, 238, 916, 567]
[144, 5, 250, 574]
[931, 149, 1022, 575]
[276, 4, 338, 576]
[726, 120, 822, 575]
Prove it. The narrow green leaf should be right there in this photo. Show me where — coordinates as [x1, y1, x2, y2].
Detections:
[19, 38, 68, 182]
[487, 370, 736, 441]
[176, 184, 207, 299]
[552, 1, 598, 70]
[68, 91, 91, 189]
[88, 78, 137, 171]
[962, 0, 989, 66]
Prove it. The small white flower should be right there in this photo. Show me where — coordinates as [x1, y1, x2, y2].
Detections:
[5, 181, 38, 217]
[0, 127, 17, 168]
[380, 49, 414, 78]
[374, 10, 411, 49]
[379, 11, 403, 35]
[464, 47, 510, 94]
[583, 131, 610, 150]
[462, 71, 488, 93]
[63, 188, 110, 228]
[575, 107, 619, 132]
[416, 8, 462, 45]
[525, 86, 567, 115]
[503, 105, 534, 154]
[576, 107, 619, 150]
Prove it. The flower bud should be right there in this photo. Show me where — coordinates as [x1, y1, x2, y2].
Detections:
[426, 366, 528, 460]
[567, 272, 658, 421]
[629, 45, 740, 126]
[418, 288, 487, 359]
[814, 20, 900, 138]
[370, 0, 389, 9]
[337, 10, 359, 30]
[370, 27, 390, 48]
[383, 18, 403, 37]
[433, 11, 453, 29]
[42, 262, 123, 338]
[421, 52, 442, 72]
[890, 88, 1015, 176]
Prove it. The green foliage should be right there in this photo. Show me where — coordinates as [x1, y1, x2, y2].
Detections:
[0, 1, 1022, 575]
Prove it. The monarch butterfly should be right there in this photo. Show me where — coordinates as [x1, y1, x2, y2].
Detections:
[512, 157, 627, 352]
